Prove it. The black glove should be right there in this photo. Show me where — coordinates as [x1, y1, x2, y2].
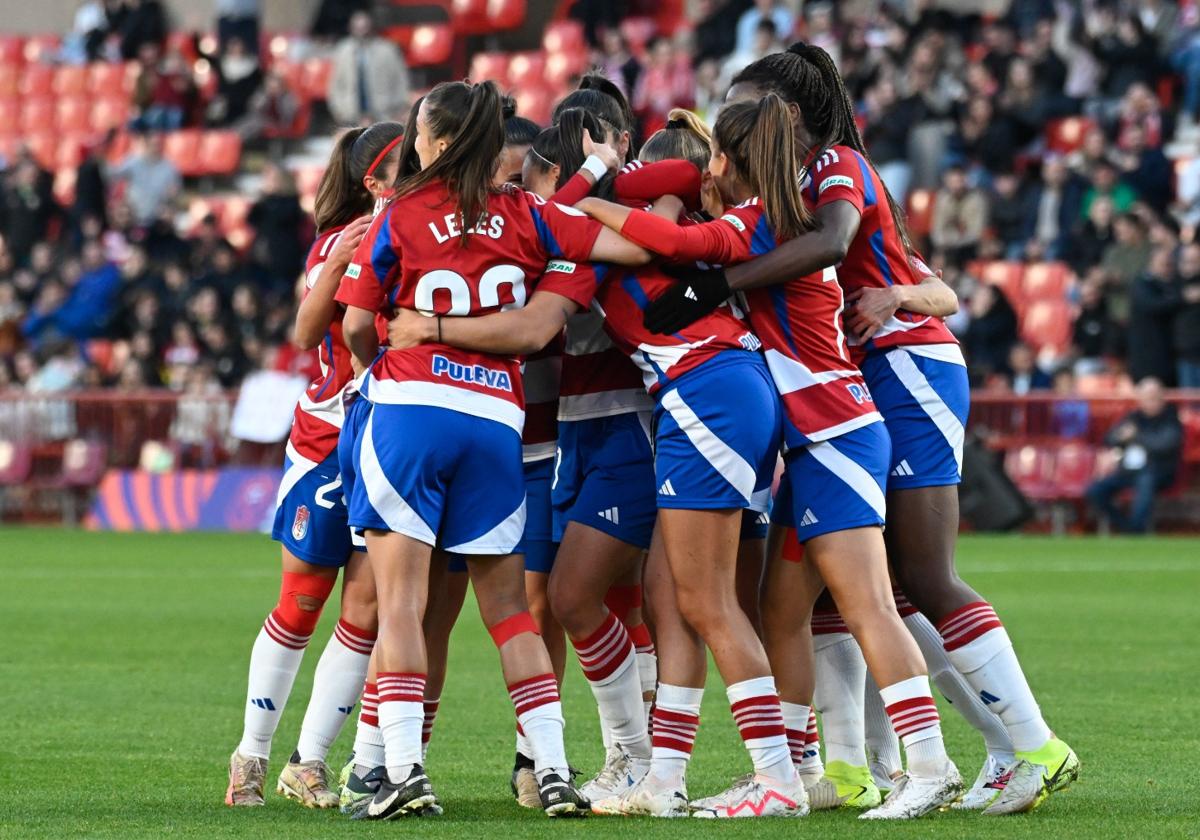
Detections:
[642, 264, 731, 334]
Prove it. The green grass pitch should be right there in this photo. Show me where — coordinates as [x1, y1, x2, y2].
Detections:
[1, 529, 1197, 839]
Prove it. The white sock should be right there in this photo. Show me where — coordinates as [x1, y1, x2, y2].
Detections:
[781, 702, 822, 778]
[863, 671, 901, 777]
[377, 673, 426, 783]
[510, 675, 568, 782]
[727, 676, 796, 785]
[353, 682, 385, 774]
[813, 632, 867, 767]
[237, 618, 310, 759]
[637, 649, 658, 723]
[516, 723, 532, 759]
[296, 619, 374, 762]
[938, 602, 1053, 752]
[878, 675, 949, 779]
[651, 683, 702, 786]
[572, 613, 650, 759]
[902, 612, 1015, 763]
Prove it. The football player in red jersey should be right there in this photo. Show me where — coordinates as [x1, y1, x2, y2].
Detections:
[647, 44, 1078, 815]
[227, 121, 404, 809]
[334, 80, 649, 819]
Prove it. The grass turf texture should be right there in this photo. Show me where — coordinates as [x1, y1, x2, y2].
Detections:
[0, 530, 1197, 839]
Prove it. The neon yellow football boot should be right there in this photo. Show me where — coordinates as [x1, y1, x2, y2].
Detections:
[984, 737, 1079, 815]
[822, 760, 883, 808]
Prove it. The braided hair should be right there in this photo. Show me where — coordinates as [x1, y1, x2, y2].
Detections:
[731, 42, 913, 254]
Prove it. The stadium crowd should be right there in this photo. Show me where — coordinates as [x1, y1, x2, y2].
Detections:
[2, 0, 1200, 394]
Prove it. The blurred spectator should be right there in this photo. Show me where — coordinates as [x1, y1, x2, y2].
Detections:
[1100, 213, 1152, 321]
[1091, 10, 1159, 100]
[72, 140, 112, 242]
[595, 28, 641, 101]
[62, 0, 109, 64]
[963, 284, 1019, 383]
[634, 38, 696, 131]
[311, 0, 370, 39]
[861, 77, 915, 201]
[1128, 247, 1178, 385]
[1069, 195, 1115, 272]
[1070, 276, 1119, 373]
[0, 155, 57, 266]
[735, 0, 792, 56]
[931, 165, 987, 267]
[189, 215, 232, 275]
[1081, 161, 1137, 219]
[116, 0, 167, 61]
[217, 0, 261, 56]
[720, 18, 782, 91]
[22, 240, 120, 344]
[1116, 83, 1167, 150]
[1086, 377, 1181, 533]
[236, 70, 301, 141]
[1112, 125, 1172, 212]
[988, 172, 1035, 259]
[328, 11, 410, 125]
[1050, 369, 1091, 439]
[131, 43, 196, 132]
[694, 0, 747, 64]
[109, 134, 182, 227]
[247, 164, 307, 300]
[206, 36, 263, 126]
[1029, 155, 1085, 261]
[1006, 342, 1052, 394]
[1171, 243, 1200, 388]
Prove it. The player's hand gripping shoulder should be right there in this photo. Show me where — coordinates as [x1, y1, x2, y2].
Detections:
[387, 308, 437, 350]
[844, 257, 958, 342]
[293, 214, 372, 349]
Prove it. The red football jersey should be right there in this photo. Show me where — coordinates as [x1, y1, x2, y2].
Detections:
[335, 182, 599, 434]
[289, 225, 351, 464]
[805, 145, 957, 353]
[521, 334, 562, 461]
[619, 200, 881, 446]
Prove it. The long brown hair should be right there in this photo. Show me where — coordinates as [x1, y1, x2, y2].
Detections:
[394, 80, 505, 244]
[528, 108, 615, 199]
[553, 73, 636, 163]
[731, 43, 913, 253]
[639, 108, 710, 170]
[714, 95, 814, 241]
[312, 121, 404, 233]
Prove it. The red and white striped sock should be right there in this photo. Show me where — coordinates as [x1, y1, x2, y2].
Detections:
[781, 702, 823, 777]
[938, 601, 1052, 752]
[237, 609, 312, 759]
[813, 627, 867, 768]
[509, 674, 567, 781]
[421, 698, 439, 762]
[353, 681, 385, 774]
[628, 622, 658, 720]
[296, 618, 376, 762]
[650, 683, 702, 785]
[879, 675, 949, 778]
[572, 611, 650, 758]
[728, 676, 796, 785]
[377, 672, 426, 783]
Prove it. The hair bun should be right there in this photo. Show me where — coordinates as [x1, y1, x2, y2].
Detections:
[786, 41, 809, 56]
[665, 117, 689, 130]
[501, 95, 517, 121]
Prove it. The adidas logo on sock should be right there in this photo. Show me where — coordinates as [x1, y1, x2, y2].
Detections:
[337, 705, 355, 714]
[251, 697, 276, 711]
[799, 508, 819, 527]
[756, 511, 770, 525]
[598, 507, 620, 524]
[684, 287, 698, 301]
[891, 459, 914, 477]
[658, 479, 677, 496]
[980, 690, 1001, 705]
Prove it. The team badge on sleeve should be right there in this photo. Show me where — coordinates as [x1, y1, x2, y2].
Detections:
[292, 505, 310, 541]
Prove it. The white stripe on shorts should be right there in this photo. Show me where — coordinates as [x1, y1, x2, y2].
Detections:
[883, 348, 965, 475]
[806, 439, 887, 521]
[276, 440, 318, 508]
[659, 388, 756, 505]
[443, 500, 526, 555]
[901, 342, 966, 366]
[359, 408, 436, 544]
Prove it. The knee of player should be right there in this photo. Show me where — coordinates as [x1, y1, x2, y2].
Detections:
[838, 599, 898, 638]
[293, 593, 324, 613]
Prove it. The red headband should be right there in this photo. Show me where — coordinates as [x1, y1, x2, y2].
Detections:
[365, 135, 403, 179]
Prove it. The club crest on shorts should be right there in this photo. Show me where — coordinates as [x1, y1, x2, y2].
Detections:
[292, 505, 310, 541]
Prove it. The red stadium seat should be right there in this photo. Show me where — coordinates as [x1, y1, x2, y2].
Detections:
[0, 97, 18, 130]
[19, 98, 56, 135]
[59, 439, 107, 488]
[270, 58, 306, 98]
[53, 167, 78, 205]
[22, 35, 61, 64]
[91, 96, 131, 133]
[545, 51, 584, 90]
[450, 0, 489, 34]
[197, 130, 242, 176]
[973, 259, 1025, 309]
[407, 24, 453, 67]
[1045, 116, 1095, 154]
[470, 52, 509, 85]
[25, 132, 58, 169]
[1020, 299, 1074, 354]
[301, 57, 333, 101]
[18, 63, 54, 97]
[162, 129, 202, 176]
[1022, 262, 1073, 301]
[167, 31, 199, 63]
[905, 188, 936, 238]
[487, 0, 527, 31]
[220, 195, 252, 232]
[513, 87, 553, 126]
[55, 134, 89, 170]
[507, 52, 547, 90]
[543, 20, 585, 55]
[0, 36, 24, 67]
[1051, 442, 1096, 498]
[1005, 445, 1056, 500]
[53, 65, 88, 97]
[0, 65, 18, 97]
[106, 130, 132, 165]
[56, 97, 94, 135]
[87, 62, 136, 98]
[0, 439, 34, 486]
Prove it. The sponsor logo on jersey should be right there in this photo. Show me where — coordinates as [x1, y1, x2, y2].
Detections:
[431, 354, 514, 391]
[846, 382, 874, 404]
[546, 259, 576, 274]
[818, 175, 854, 194]
[738, 332, 762, 352]
[345, 263, 362, 279]
[292, 505, 310, 540]
[720, 213, 747, 232]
